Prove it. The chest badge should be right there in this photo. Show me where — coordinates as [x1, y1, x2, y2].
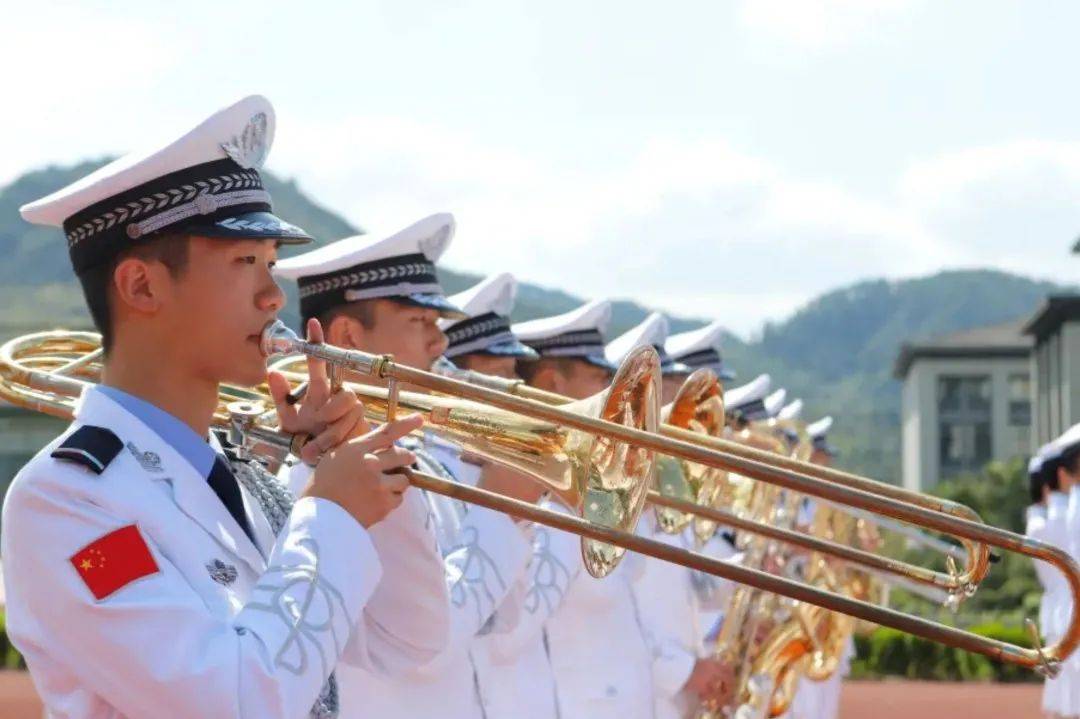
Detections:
[206, 559, 239, 586]
[126, 442, 163, 473]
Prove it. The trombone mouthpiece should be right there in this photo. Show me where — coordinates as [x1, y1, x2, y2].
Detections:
[259, 320, 301, 358]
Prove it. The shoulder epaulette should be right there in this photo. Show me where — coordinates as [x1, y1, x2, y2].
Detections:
[51, 425, 123, 475]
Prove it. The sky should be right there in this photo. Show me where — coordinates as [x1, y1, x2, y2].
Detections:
[5, 0, 1080, 336]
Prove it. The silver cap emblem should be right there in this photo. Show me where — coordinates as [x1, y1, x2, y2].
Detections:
[221, 112, 269, 169]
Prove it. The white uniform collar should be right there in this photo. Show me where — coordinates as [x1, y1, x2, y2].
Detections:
[73, 385, 265, 574]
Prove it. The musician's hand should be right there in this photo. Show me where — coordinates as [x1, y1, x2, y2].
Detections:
[478, 461, 545, 504]
[267, 318, 369, 465]
[752, 618, 776, 648]
[856, 521, 883, 552]
[684, 657, 737, 705]
[303, 415, 424, 527]
[763, 551, 786, 575]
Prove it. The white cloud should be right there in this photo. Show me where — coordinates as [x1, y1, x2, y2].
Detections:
[273, 119, 952, 335]
[898, 140, 1080, 281]
[275, 122, 1080, 337]
[737, 0, 925, 51]
[0, 6, 181, 185]
[5, 2, 1075, 340]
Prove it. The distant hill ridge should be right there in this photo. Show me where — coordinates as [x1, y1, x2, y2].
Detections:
[1, 160, 1072, 482]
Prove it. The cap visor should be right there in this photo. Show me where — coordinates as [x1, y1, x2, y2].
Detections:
[398, 293, 467, 320]
[185, 210, 313, 244]
[479, 339, 541, 359]
[583, 353, 619, 372]
[661, 360, 693, 377]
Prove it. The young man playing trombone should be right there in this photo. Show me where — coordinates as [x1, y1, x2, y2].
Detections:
[606, 313, 738, 718]
[274, 216, 538, 719]
[3, 96, 440, 718]
[511, 300, 658, 719]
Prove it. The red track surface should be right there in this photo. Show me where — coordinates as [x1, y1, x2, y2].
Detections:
[840, 679, 1042, 718]
[0, 673, 1047, 718]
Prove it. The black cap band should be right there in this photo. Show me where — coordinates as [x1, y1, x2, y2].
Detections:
[728, 397, 767, 422]
[64, 158, 273, 273]
[445, 313, 515, 357]
[676, 348, 721, 370]
[297, 252, 444, 321]
[524, 329, 607, 359]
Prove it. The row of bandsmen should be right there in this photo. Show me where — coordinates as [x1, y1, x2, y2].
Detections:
[1028, 424, 1080, 719]
[1, 94, 850, 719]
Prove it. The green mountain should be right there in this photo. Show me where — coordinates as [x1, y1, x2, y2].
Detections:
[729, 270, 1071, 481]
[0, 161, 1071, 486]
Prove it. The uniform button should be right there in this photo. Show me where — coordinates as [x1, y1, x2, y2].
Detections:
[606, 685, 617, 697]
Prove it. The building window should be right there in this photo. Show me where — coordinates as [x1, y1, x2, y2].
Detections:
[1008, 373, 1031, 427]
[938, 375, 992, 477]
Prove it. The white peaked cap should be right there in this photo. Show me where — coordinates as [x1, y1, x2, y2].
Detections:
[274, 213, 462, 321]
[806, 416, 834, 439]
[665, 320, 736, 380]
[605, 312, 690, 375]
[22, 94, 310, 274]
[512, 299, 616, 370]
[275, 213, 455, 279]
[764, 388, 788, 418]
[724, 373, 771, 410]
[666, 321, 724, 358]
[439, 274, 537, 359]
[1045, 422, 1080, 464]
[440, 273, 518, 327]
[514, 299, 612, 341]
[23, 95, 277, 228]
[778, 398, 803, 421]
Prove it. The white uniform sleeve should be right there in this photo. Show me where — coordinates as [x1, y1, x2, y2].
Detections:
[3, 474, 380, 719]
[283, 461, 452, 675]
[1027, 510, 1054, 591]
[1047, 493, 1071, 558]
[282, 459, 311, 498]
[342, 485, 451, 673]
[632, 526, 698, 699]
[483, 504, 582, 664]
[420, 503, 532, 672]
[693, 533, 741, 612]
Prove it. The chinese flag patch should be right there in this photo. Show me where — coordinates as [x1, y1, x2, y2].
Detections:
[70, 525, 159, 600]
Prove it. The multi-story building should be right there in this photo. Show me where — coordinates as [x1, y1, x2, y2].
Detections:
[895, 320, 1032, 492]
[1024, 295, 1080, 446]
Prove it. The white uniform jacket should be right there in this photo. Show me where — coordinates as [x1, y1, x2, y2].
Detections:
[1025, 504, 1064, 717]
[332, 437, 533, 719]
[472, 497, 580, 719]
[632, 512, 737, 719]
[1026, 505, 1055, 639]
[1055, 489, 1080, 717]
[694, 530, 741, 652]
[632, 512, 698, 719]
[542, 503, 655, 719]
[1, 386, 447, 719]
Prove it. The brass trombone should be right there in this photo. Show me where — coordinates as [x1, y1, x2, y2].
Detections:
[2, 325, 1079, 673]
[433, 361, 990, 602]
[272, 358, 946, 597]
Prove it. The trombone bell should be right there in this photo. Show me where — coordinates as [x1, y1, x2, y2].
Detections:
[654, 369, 726, 539]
